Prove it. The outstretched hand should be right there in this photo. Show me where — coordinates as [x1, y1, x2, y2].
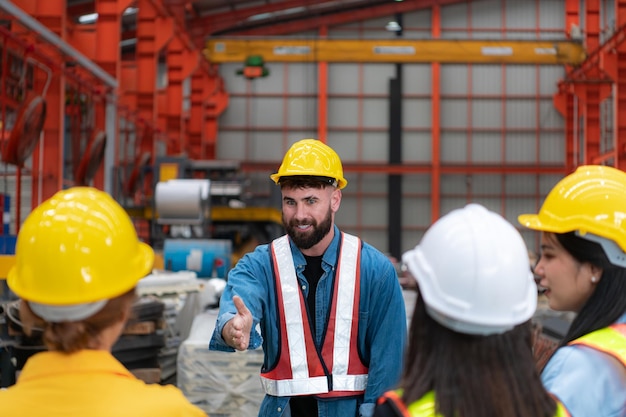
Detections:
[222, 295, 253, 351]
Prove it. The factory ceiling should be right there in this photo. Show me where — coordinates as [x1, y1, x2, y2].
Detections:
[65, 0, 468, 47]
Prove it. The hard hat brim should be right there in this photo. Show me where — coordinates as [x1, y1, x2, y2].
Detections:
[518, 213, 574, 233]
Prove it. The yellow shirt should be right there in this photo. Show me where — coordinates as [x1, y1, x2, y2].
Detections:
[0, 350, 207, 417]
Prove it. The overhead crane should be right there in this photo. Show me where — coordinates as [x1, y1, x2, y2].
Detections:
[205, 38, 586, 65]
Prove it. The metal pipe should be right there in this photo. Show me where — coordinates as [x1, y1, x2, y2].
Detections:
[0, 0, 118, 89]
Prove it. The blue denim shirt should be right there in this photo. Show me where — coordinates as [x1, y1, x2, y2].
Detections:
[541, 311, 626, 417]
[210, 225, 407, 417]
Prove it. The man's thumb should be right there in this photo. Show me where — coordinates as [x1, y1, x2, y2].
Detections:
[233, 295, 250, 316]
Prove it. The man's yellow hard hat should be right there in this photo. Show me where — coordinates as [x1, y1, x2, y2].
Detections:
[270, 138, 348, 189]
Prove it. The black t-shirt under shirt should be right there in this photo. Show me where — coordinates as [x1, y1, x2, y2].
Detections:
[289, 254, 324, 417]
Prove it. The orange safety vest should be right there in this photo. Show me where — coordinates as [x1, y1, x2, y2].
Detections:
[568, 323, 626, 367]
[377, 390, 571, 417]
[259, 232, 368, 398]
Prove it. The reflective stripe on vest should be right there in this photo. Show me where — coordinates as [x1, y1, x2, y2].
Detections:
[569, 323, 626, 367]
[378, 390, 571, 417]
[260, 233, 368, 397]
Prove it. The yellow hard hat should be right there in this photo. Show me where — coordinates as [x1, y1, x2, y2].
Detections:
[270, 138, 348, 189]
[7, 187, 154, 305]
[518, 165, 626, 253]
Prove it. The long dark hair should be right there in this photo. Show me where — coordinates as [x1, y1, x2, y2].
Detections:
[555, 232, 626, 346]
[400, 291, 556, 417]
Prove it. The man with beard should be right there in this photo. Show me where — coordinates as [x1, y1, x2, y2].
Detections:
[209, 138, 407, 417]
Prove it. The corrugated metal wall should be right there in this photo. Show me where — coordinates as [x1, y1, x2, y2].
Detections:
[216, 0, 572, 256]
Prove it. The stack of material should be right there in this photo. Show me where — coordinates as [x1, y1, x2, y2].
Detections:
[136, 270, 206, 384]
[177, 310, 264, 417]
[112, 295, 166, 382]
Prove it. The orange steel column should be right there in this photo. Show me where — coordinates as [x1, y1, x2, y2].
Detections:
[136, 0, 173, 162]
[613, 0, 626, 170]
[17, 0, 65, 205]
[317, 25, 328, 142]
[96, 0, 131, 77]
[93, 0, 129, 188]
[204, 64, 228, 159]
[581, 0, 601, 164]
[558, 0, 580, 172]
[553, 83, 576, 171]
[430, 4, 441, 222]
[188, 68, 205, 159]
[165, 36, 198, 155]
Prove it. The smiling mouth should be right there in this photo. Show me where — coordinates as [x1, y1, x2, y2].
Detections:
[535, 277, 548, 295]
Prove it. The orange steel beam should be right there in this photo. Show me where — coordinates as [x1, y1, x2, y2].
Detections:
[583, 0, 601, 164]
[556, 0, 580, 172]
[595, 0, 626, 170]
[136, 0, 173, 162]
[95, 0, 134, 78]
[565, 0, 580, 36]
[558, 5, 626, 170]
[566, 24, 626, 80]
[553, 82, 577, 171]
[205, 38, 586, 65]
[191, 0, 322, 36]
[240, 162, 569, 175]
[148, 0, 198, 50]
[616, 0, 626, 171]
[204, 64, 229, 159]
[431, 4, 441, 223]
[165, 36, 199, 155]
[120, 61, 138, 111]
[15, 0, 66, 206]
[67, 0, 131, 188]
[164, 0, 197, 157]
[92, 0, 132, 188]
[187, 68, 205, 159]
[196, 0, 467, 37]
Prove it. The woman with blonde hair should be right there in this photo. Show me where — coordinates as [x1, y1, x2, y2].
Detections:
[0, 187, 206, 417]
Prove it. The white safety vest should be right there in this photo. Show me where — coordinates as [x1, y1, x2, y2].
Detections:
[260, 232, 369, 397]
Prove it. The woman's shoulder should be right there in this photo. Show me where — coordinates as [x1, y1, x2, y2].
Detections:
[543, 344, 626, 417]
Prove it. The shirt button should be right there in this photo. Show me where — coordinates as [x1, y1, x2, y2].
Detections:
[301, 285, 306, 290]
[277, 407, 282, 412]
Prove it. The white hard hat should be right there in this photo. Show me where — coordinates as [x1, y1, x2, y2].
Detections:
[402, 204, 537, 335]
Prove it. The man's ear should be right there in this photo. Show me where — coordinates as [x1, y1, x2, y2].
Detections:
[331, 188, 341, 212]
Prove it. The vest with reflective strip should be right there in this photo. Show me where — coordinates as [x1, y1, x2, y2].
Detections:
[569, 323, 626, 367]
[259, 232, 368, 397]
[377, 390, 571, 417]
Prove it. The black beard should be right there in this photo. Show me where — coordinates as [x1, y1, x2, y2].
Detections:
[284, 209, 333, 250]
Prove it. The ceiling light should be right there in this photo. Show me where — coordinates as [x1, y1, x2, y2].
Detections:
[385, 21, 402, 32]
[120, 38, 137, 48]
[78, 12, 98, 24]
[78, 7, 137, 24]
